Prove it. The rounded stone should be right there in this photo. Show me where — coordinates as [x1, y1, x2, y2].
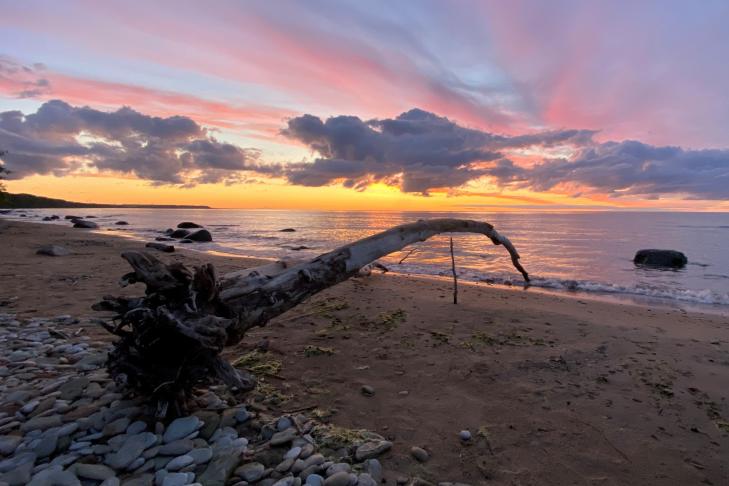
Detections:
[410, 446, 430, 462]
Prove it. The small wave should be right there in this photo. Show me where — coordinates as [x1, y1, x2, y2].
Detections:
[494, 275, 729, 306]
[241, 235, 281, 241]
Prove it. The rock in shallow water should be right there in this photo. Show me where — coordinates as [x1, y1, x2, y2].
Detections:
[633, 249, 687, 268]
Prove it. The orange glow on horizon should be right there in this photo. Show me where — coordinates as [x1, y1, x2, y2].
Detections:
[6, 174, 728, 212]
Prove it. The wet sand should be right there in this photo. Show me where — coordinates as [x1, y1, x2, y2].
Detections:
[1, 219, 728, 485]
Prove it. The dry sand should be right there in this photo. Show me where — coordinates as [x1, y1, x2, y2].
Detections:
[1, 219, 728, 485]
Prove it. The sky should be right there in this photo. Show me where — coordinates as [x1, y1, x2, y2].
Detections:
[1, 0, 728, 210]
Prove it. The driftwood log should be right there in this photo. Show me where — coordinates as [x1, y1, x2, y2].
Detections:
[94, 218, 529, 415]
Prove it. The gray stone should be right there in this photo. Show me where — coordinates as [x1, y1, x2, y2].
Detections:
[284, 446, 301, 460]
[100, 478, 121, 486]
[0, 452, 35, 485]
[188, 447, 213, 464]
[104, 417, 131, 437]
[410, 446, 429, 462]
[21, 415, 62, 433]
[161, 472, 192, 486]
[357, 473, 377, 486]
[235, 462, 265, 482]
[458, 430, 471, 441]
[276, 417, 293, 431]
[0, 435, 21, 455]
[360, 385, 375, 396]
[121, 473, 153, 486]
[165, 454, 193, 471]
[325, 463, 351, 477]
[158, 439, 193, 456]
[105, 433, 157, 470]
[163, 417, 201, 444]
[323, 472, 354, 486]
[127, 421, 147, 435]
[27, 467, 81, 486]
[234, 408, 250, 423]
[34, 432, 59, 458]
[197, 442, 246, 486]
[306, 474, 324, 486]
[363, 459, 382, 483]
[74, 463, 115, 481]
[270, 428, 297, 446]
[354, 441, 392, 461]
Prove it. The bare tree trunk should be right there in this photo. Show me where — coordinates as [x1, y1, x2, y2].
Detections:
[94, 218, 528, 414]
[450, 237, 458, 304]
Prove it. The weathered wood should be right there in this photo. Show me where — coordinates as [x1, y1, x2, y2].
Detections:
[95, 218, 529, 414]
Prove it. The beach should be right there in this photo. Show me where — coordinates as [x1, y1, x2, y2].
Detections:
[1, 219, 728, 485]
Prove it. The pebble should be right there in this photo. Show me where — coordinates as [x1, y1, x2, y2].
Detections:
[270, 428, 298, 446]
[74, 463, 115, 481]
[361, 385, 375, 396]
[324, 471, 356, 486]
[187, 447, 213, 464]
[410, 446, 430, 462]
[235, 461, 265, 482]
[354, 440, 392, 461]
[0, 313, 409, 486]
[458, 430, 471, 441]
[162, 417, 201, 444]
[165, 454, 194, 471]
[306, 474, 325, 486]
[158, 439, 194, 456]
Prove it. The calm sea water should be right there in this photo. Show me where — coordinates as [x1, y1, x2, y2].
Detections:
[4, 209, 729, 311]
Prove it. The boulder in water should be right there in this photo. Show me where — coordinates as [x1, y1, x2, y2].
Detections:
[634, 249, 687, 268]
[115, 221, 129, 225]
[177, 222, 202, 229]
[73, 220, 99, 229]
[187, 229, 212, 242]
[279, 228, 296, 232]
[170, 229, 190, 238]
[65, 215, 82, 220]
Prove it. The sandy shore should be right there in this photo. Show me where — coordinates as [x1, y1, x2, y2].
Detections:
[1, 219, 728, 485]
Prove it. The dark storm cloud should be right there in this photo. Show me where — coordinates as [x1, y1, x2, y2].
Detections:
[281, 108, 596, 193]
[0, 100, 263, 185]
[282, 109, 729, 199]
[496, 140, 729, 199]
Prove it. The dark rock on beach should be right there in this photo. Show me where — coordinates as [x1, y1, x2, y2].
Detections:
[145, 242, 174, 253]
[64, 215, 83, 220]
[279, 228, 296, 232]
[73, 220, 99, 229]
[177, 222, 203, 229]
[36, 245, 71, 257]
[170, 229, 190, 239]
[634, 249, 687, 268]
[115, 221, 129, 225]
[186, 229, 212, 242]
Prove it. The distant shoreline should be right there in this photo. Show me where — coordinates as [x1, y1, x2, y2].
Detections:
[0, 192, 210, 209]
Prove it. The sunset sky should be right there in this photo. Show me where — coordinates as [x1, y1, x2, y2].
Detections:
[1, 0, 728, 210]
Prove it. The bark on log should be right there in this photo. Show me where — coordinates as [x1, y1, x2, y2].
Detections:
[94, 218, 528, 414]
